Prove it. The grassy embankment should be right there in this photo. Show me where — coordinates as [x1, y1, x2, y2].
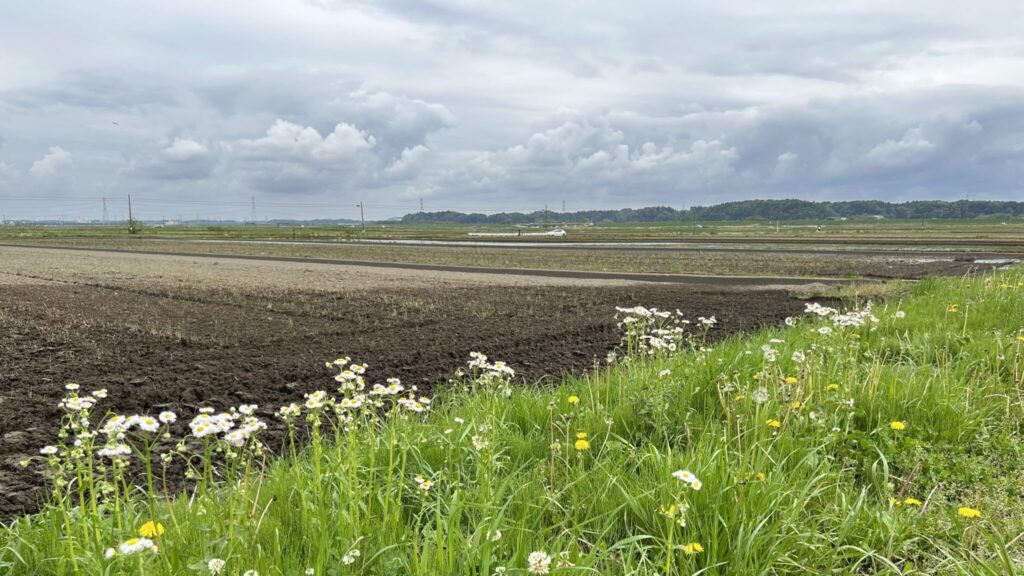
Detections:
[2, 270, 1022, 575]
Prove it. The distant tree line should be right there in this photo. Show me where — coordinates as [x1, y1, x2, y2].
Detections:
[401, 200, 1024, 224]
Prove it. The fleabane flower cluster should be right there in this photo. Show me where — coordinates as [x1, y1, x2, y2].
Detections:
[805, 301, 880, 329]
[615, 306, 707, 356]
[466, 352, 516, 395]
[189, 411, 236, 439]
[672, 469, 703, 491]
[330, 357, 368, 393]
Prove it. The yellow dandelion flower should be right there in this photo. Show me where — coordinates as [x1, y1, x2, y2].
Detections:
[826, 383, 839, 391]
[756, 472, 766, 481]
[785, 376, 798, 384]
[576, 432, 588, 440]
[904, 498, 922, 506]
[752, 373, 760, 381]
[947, 304, 959, 313]
[567, 395, 580, 405]
[958, 506, 981, 519]
[1017, 335, 1024, 342]
[574, 439, 591, 451]
[791, 401, 802, 410]
[683, 542, 704, 556]
[734, 394, 745, 401]
[766, 419, 781, 428]
[138, 521, 165, 538]
[890, 421, 906, 431]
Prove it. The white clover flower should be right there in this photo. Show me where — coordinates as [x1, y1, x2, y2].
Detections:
[791, 350, 807, 363]
[243, 571, 258, 576]
[158, 411, 177, 424]
[342, 549, 360, 565]
[488, 529, 502, 542]
[527, 551, 552, 574]
[117, 537, 155, 555]
[894, 310, 906, 319]
[817, 327, 833, 335]
[305, 569, 314, 575]
[207, 558, 226, 574]
[471, 435, 489, 451]
[454, 417, 465, 424]
[39, 445, 58, 456]
[658, 369, 671, 377]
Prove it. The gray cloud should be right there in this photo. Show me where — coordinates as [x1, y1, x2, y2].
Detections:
[1, 0, 1023, 219]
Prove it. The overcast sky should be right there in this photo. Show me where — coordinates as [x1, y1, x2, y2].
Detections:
[2, 1, 1023, 220]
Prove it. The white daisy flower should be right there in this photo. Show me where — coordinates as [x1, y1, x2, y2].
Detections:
[117, 537, 155, 555]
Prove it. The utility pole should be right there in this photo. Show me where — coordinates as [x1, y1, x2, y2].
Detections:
[102, 197, 109, 225]
[127, 194, 135, 234]
[251, 196, 257, 224]
[562, 199, 566, 214]
[356, 202, 365, 231]
[419, 197, 424, 212]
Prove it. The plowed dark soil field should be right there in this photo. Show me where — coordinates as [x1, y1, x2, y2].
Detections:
[0, 247, 818, 520]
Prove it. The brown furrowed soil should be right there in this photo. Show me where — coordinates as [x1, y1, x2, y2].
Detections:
[1, 236, 996, 279]
[0, 247, 817, 520]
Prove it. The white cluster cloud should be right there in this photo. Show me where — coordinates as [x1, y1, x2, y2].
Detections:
[29, 146, 72, 177]
[233, 120, 376, 162]
[164, 138, 209, 160]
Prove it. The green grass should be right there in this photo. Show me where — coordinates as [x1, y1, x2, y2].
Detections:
[2, 217, 1023, 245]
[2, 271, 1023, 575]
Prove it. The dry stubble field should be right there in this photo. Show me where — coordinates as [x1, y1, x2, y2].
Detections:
[0, 246, 817, 519]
